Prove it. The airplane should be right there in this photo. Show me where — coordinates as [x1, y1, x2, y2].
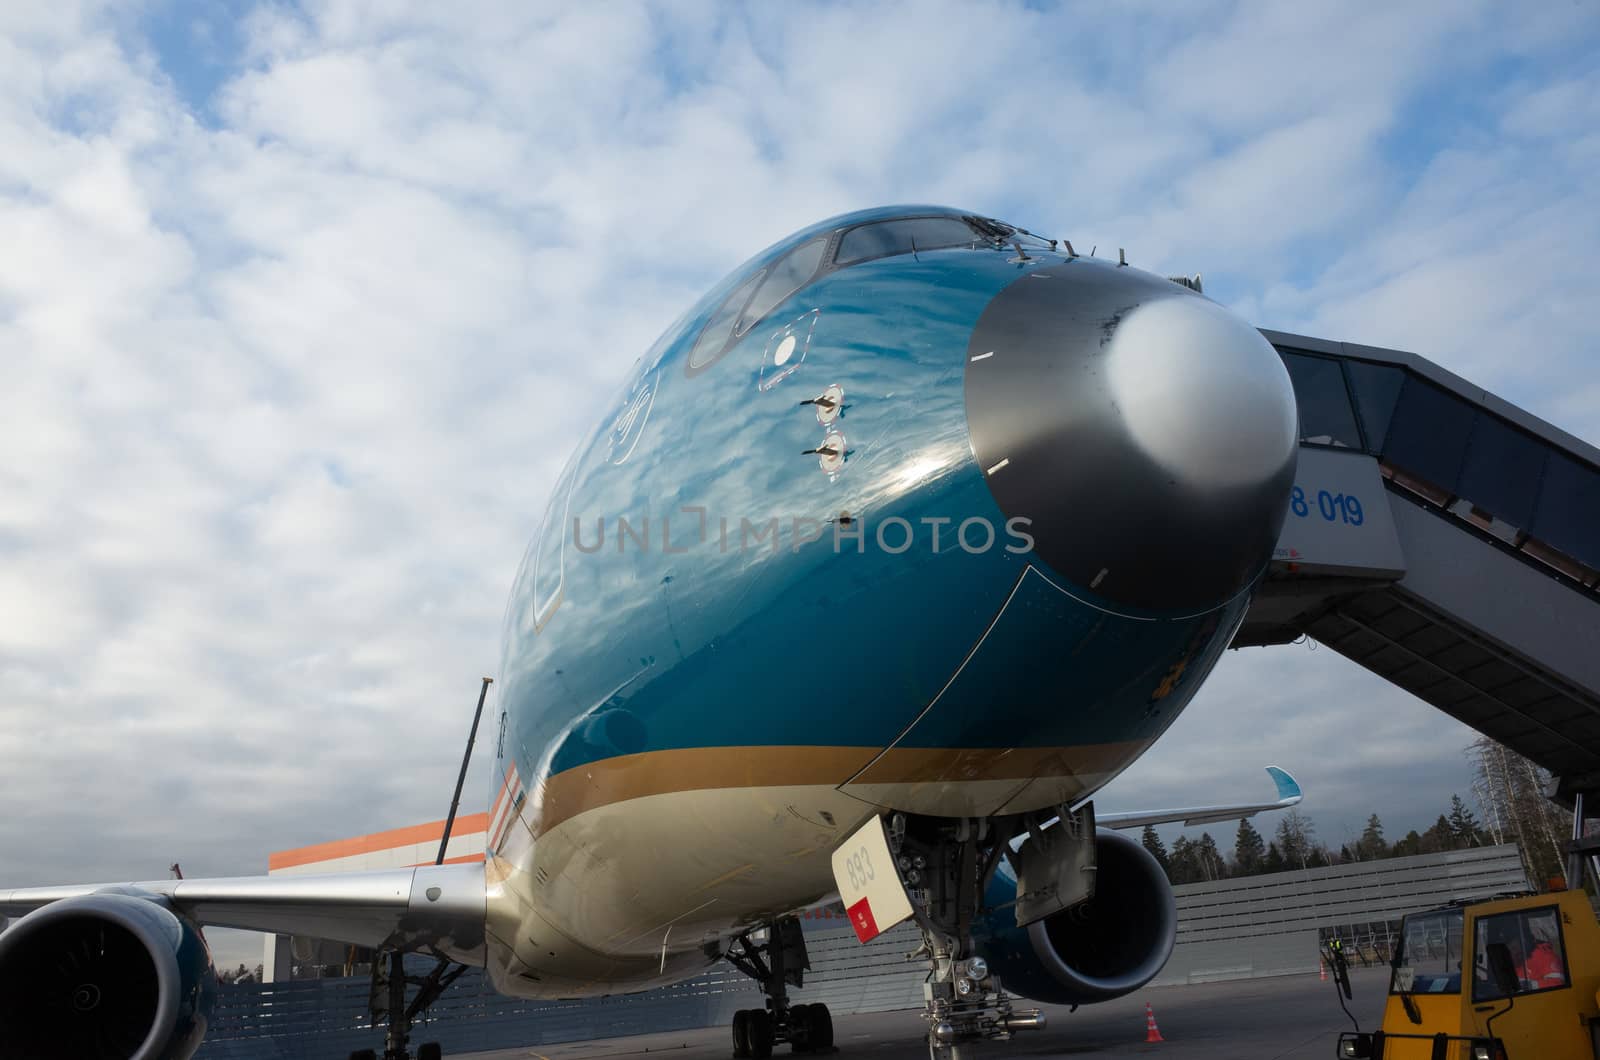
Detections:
[0, 205, 1308, 1060]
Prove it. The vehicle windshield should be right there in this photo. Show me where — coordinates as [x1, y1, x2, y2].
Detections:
[1391, 909, 1463, 994]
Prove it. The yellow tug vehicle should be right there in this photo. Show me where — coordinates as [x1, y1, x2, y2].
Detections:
[1334, 888, 1600, 1059]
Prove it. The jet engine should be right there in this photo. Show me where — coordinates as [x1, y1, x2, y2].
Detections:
[0, 890, 216, 1060]
[975, 828, 1177, 1006]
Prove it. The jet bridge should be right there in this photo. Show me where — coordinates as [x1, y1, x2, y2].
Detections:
[1233, 329, 1600, 801]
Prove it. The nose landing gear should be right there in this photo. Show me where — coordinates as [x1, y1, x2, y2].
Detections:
[726, 915, 835, 1056]
[890, 815, 1045, 1060]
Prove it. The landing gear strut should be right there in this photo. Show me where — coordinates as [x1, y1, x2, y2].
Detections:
[725, 916, 835, 1056]
[349, 951, 464, 1060]
[887, 814, 1044, 1060]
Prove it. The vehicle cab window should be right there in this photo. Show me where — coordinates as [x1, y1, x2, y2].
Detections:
[1391, 908, 1463, 994]
[1472, 905, 1569, 1000]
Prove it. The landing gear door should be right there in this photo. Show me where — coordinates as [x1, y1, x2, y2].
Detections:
[1013, 803, 1097, 928]
[831, 816, 915, 944]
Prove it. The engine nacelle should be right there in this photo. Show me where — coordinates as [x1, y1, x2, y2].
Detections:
[975, 828, 1176, 1006]
[0, 891, 216, 1060]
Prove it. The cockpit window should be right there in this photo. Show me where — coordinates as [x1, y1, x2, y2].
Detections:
[737, 237, 827, 337]
[835, 216, 979, 265]
[688, 269, 764, 370]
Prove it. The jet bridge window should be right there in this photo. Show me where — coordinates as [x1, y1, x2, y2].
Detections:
[835, 216, 979, 266]
[1344, 360, 1405, 452]
[1457, 412, 1548, 529]
[1382, 377, 1477, 495]
[1530, 451, 1600, 571]
[1279, 351, 1363, 449]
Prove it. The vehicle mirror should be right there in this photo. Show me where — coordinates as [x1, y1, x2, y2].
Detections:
[1337, 1032, 1373, 1058]
[1486, 942, 1518, 997]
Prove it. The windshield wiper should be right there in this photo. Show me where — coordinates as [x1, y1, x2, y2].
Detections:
[963, 215, 1015, 244]
[966, 215, 1060, 252]
[1391, 956, 1424, 1025]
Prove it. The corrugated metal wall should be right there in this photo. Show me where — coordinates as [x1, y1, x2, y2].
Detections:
[198, 914, 926, 1060]
[1155, 843, 1527, 984]
[195, 845, 1529, 1058]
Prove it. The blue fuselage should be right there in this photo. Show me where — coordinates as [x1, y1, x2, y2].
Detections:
[481, 206, 1295, 996]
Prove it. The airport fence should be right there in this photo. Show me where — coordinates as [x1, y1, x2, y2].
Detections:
[196, 911, 926, 1059]
[197, 845, 1529, 1058]
[1154, 843, 1528, 985]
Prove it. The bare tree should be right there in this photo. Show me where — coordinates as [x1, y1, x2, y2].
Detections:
[1469, 736, 1568, 885]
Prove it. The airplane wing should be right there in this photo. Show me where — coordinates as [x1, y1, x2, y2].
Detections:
[0, 862, 486, 965]
[1093, 766, 1302, 831]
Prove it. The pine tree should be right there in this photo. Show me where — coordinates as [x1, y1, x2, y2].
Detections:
[1358, 814, 1387, 860]
[1447, 794, 1482, 848]
[1234, 818, 1266, 875]
[1262, 841, 1286, 874]
[1393, 830, 1423, 858]
[1141, 825, 1171, 874]
[1420, 815, 1453, 854]
[1470, 737, 1569, 884]
[1169, 836, 1200, 884]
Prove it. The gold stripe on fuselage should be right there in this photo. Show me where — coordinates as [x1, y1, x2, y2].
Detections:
[524, 740, 1146, 839]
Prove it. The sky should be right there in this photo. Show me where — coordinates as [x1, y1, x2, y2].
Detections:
[2, 1, 1597, 970]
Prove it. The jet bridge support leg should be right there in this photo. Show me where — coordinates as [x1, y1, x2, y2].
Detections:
[1565, 792, 1600, 893]
[725, 915, 833, 1056]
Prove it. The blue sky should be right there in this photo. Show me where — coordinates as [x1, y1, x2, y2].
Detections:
[2, 1, 1597, 967]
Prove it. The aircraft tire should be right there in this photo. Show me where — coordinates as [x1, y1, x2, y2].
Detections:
[788, 1003, 813, 1052]
[810, 1003, 833, 1050]
[748, 1008, 774, 1059]
[733, 1009, 753, 1057]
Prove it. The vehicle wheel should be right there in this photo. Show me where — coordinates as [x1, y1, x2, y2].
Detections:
[748, 1008, 775, 1059]
[788, 1003, 813, 1052]
[733, 1009, 753, 1058]
[810, 1003, 833, 1050]
[418, 1043, 444, 1060]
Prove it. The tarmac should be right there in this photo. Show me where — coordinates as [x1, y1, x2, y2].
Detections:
[460, 967, 1391, 1060]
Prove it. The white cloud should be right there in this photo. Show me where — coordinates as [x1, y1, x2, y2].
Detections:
[1, 0, 1596, 972]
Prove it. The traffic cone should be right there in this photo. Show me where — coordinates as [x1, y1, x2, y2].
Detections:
[1320, 959, 1328, 981]
[1144, 1001, 1165, 1043]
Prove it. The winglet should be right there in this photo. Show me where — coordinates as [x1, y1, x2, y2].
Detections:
[1266, 765, 1302, 806]
[1093, 766, 1306, 831]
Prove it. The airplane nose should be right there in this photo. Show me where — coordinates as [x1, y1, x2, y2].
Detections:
[964, 261, 1298, 613]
